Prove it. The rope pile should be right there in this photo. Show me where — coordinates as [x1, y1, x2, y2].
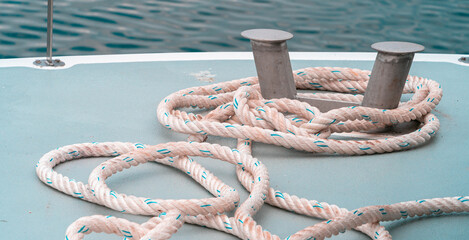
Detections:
[36, 67, 468, 240]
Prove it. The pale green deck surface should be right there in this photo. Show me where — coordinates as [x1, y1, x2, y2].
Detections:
[0, 58, 468, 239]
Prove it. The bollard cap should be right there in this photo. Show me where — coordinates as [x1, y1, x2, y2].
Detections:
[371, 41, 424, 55]
[241, 29, 293, 43]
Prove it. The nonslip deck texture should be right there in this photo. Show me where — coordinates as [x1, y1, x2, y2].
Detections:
[1, 59, 468, 239]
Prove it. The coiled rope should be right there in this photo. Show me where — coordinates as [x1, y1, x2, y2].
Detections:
[36, 67, 468, 240]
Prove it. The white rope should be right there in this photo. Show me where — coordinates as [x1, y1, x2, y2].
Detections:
[35, 67, 468, 240]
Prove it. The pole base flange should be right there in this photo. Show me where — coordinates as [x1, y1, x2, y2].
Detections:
[33, 59, 65, 67]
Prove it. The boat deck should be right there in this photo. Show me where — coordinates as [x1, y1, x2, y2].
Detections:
[0, 52, 468, 239]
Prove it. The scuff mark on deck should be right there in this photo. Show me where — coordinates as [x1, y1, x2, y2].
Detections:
[434, 109, 452, 120]
[191, 70, 216, 82]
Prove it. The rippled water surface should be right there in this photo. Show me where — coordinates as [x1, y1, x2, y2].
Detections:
[0, 0, 468, 58]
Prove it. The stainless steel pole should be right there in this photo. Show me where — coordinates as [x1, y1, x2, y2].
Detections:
[34, 0, 64, 67]
[46, 0, 54, 65]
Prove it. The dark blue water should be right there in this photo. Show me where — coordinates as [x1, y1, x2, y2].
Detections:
[0, 0, 468, 59]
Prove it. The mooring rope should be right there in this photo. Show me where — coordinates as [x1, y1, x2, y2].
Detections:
[36, 67, 468, 240]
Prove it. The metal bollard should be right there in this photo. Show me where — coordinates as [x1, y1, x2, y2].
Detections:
[362, 41, 424, 109]
[242, 30, 425, 117]
[241, 29, 297, 99]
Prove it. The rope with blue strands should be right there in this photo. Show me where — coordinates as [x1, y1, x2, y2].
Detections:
[36, 67, 468, 240]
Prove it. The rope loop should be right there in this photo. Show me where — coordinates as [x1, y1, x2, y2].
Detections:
[35, 67, 468, 240]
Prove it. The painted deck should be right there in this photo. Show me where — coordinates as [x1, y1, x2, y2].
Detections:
[0, 52, 468, 239]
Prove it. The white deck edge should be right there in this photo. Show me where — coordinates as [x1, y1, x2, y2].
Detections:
[0, 52, 467, 70]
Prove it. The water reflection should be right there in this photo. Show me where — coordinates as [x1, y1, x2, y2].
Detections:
[0, 0, 467, 58]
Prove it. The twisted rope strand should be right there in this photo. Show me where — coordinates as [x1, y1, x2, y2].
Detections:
[35, 67, 468, 240]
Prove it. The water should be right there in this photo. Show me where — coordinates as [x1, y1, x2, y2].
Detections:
[0, 0, 468, 59]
